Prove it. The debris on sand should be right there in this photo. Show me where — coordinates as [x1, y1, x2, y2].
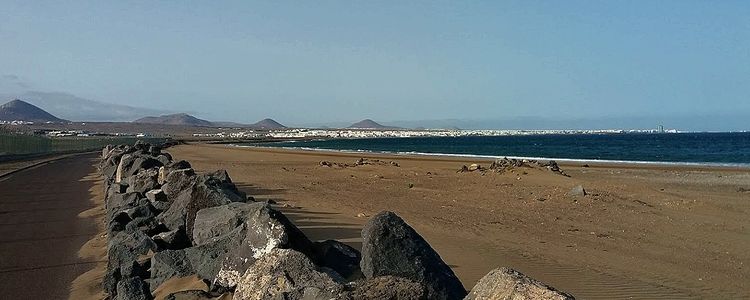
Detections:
[458, 158, 570, 176]
[568, 185, 587, 197]
[320, 158, 400, 168]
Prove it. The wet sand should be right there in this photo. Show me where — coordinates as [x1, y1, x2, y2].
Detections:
[169, 143, 750, 299]
[0, 154, 103, 299]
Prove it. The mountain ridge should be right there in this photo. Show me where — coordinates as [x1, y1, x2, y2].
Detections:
[251, 118, 286, 129]
[0, 99, 67, 123]
[348, 119, 399, 129]
[0, 91, 170, 122]
[134, 113, 213, 127]
[134, 113, 287, 129]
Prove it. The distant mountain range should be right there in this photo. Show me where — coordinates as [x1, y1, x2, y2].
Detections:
[0, 91, 170, 122]
[134, 113, 287, 129]
[348, 119, 400, 129]
[0, 96, 288, 130]
[134, 113, 214, 127]
[0, 99, 67, 123]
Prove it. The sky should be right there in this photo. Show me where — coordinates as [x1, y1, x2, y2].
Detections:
[1, 1, 749, 130]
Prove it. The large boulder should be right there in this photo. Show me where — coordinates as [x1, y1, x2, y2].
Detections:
[352, 276, 428, 300]
[126, 168, 160, 194]
[233, 249, 348, 300]
[116, 277, 153, 300]
[116, 154, 163, 183]
[146, 189, 171, 213]
[211, 203, 316, 288]
[106, 192, 143, 220]
[108, 222, 157, 254]
[360, 211, 466, 300]
[192, 202, 265, 246]
[149, 249, 195, 291]
[148, 144, 162, 155]
[464, 267, 574, 300]
[202, 170, 247, 202]
[105, 245, 147, 297]
[183, 235, 244, 282]
[153, 227, 191, 250]
[158, 181, 233, 236]
[159, 171, 248, 237]
[102, 144, 114, 159]
[313, 240, 362, 279]
[146, 189, 168, 202]
[155, 154, 171, 166]
[161, 168, 197, 198]
[158, 160, 193, 185]
[124, 204, 156, 221]
[105, 228, 155, 296]
[107, 182, 128, 196]
[101, 146, 130, 180]
[149, 228, 244, 291]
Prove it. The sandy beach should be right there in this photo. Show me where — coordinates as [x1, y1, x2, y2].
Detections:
[166, 143, 749, 299]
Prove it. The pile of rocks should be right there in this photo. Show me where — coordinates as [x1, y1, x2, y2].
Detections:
[100, 141, 574, 300]
[320, 158, 400, 168]
[459, 158, 569, 177]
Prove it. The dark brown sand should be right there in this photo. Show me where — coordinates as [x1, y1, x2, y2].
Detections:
[169, 144, 750, 299]
[0, 154, 103, 299]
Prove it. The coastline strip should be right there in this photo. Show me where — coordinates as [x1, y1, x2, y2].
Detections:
[230, 144, 750, 170]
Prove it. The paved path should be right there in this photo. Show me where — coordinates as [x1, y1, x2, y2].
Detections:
[0, 154, 100, 299]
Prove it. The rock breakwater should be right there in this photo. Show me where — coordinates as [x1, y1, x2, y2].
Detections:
[99, 141, 575, 299]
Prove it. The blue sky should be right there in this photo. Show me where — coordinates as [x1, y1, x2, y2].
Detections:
[1, 1, 748, 129]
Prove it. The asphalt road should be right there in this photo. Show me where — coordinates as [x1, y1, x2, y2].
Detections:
[0, 154, 101, 299]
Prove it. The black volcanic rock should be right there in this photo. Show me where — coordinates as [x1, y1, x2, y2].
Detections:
[0, 99, 67, 122]
[134, 113, 213, 127]
[361, 211, 466, 300]
[349, 119, 397, 129]
[251, 118, 286, 129]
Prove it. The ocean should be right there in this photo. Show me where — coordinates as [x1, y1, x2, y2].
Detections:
[249, 132, 750, 167]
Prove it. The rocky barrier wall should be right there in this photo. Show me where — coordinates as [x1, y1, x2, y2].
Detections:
[99, 141, 575, 300]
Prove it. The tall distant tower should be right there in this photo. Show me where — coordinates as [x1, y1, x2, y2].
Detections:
[658, 125, 665, 133]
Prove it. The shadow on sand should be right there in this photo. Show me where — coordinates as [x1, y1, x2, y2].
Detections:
[234, 180, 364, 250]
[234, 182, 286, 196]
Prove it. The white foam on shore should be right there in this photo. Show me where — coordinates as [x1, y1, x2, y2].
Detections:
[229, 144, 750, 169]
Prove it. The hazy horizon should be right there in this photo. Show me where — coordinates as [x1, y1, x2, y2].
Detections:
[2, 2, 748, 130]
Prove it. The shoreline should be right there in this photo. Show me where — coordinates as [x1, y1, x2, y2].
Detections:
[228, 144, 750, 171]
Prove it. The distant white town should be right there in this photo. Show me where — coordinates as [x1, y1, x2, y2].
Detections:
[192, 127, 680, 139]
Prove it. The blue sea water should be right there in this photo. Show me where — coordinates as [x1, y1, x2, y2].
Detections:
[251, 133, 750, 166]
